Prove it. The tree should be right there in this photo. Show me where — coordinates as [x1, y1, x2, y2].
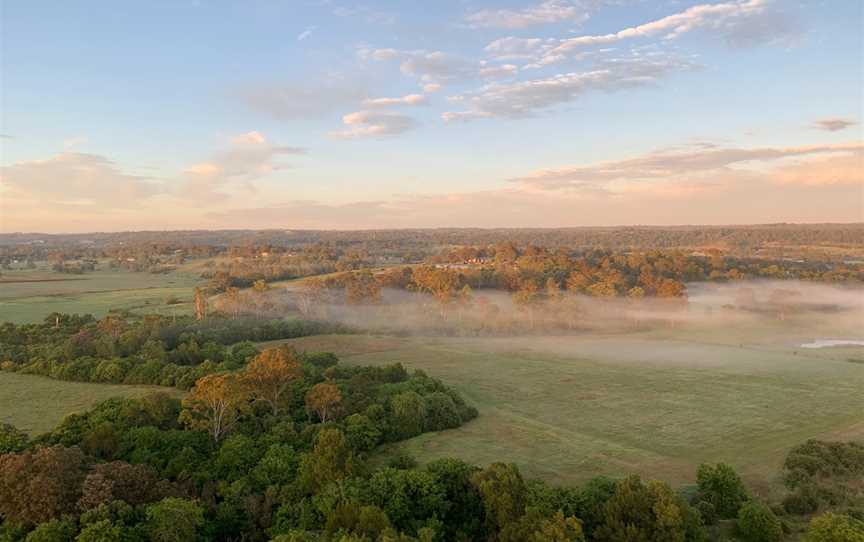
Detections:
[736, 502, 782, 542]
[193, 287, 208, 321]
[22, 519, 76, 542]
[804, 513, 864, 542]
[594, 475, 703, 542]
[695, 463, 749, 519]
[471, 463, 527, 533]
[301, 428, 356, 491]
[78, 461, 171, 510]
[75, 520, 122, 542]
[180, 373, 248, 443]
[243, 346, 303, 415]
[305, 382, 342, 423]
[0, 446, 88, 526]
[145, 497, 205, 542]
[389, 391, 428, 440]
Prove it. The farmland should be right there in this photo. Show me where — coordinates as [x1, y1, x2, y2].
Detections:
[279, 317, 864, 491]
[0, 371, 182, 435]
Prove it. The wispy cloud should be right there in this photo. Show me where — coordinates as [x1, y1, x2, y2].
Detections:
[492, 0, 798, 68]
[181, 131, 306, 200]
[363, 94, 426, 107]
[465, 0, 589, 29]
[812, 118, 857, 132]
[360, 48, 478, 84]
[297, 26, 316, 41]
[330, 111, 418, 139]
[0, 153, 160, 209]
[238, 79, 367, 120]
[444, 53, 696, 121]
[512, 141, 864, 190]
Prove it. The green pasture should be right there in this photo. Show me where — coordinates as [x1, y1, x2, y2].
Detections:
[0, 371, 183, 435]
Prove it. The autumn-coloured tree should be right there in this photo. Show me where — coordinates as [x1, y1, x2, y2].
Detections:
[305, 381, 342, 423]
[412, 266, 461, 317]
[512, 280, 541, 329]
[243, 346, 303, 415]
[193, 287, 208, 321]
[0, 446, 88, 526]
[180, 373, 248, 443]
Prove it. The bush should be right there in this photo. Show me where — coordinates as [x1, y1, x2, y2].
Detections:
[804, 512, 864, 542]
[737, 502, 782, 542]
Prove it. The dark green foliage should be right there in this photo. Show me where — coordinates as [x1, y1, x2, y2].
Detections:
[594, 475, 705, 542]
[696, 462, 750, 519]
[144, 498, 205, 542]
[737, 502, 783, 542]
[0, 424, 28, 454]
[471, 462, 528, 533]
[22, 519, 76, 542]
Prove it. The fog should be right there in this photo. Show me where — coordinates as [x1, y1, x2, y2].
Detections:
[270, 280, 864, 342]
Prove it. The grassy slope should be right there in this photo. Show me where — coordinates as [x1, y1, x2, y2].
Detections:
[0, 372, 183, 435]
[281, 327, 864, 492]
[0, 265, 202, 324]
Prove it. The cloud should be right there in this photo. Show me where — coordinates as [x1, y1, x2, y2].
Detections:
[181, 131, 306, 200]
[443, 53, 696, 121]
[512, 141, 864, 190]
[327, 3, 395, 24]
[297, 26, 316, 41]
[772, 152, 863, 186]
[63, 136, 89, 150]
[0, 152, 161, 209]
[484, 37, 549, 60]
[812, 118, 857, 132]
[465, 0, 589, 29]
[423, 83, 442, 93]
[479, 63, 519, 78]
[363, 94, 426, 107]
[238, 80, 367, 120]
[510, 0, 798, 67]
[330, 111, 419, 139]
[361, 48, 477, 84]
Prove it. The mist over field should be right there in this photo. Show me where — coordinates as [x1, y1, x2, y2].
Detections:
[278, 280, 864, 344]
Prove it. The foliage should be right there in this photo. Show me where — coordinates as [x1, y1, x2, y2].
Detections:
[737, 501, 783, 542]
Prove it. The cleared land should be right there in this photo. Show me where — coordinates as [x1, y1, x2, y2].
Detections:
[0, 372, 183, 435]
[280, 321, 864, 492]
[0, 265, 201, 324]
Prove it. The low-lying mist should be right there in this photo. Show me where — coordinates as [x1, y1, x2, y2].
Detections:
[265, 280, 864, 341]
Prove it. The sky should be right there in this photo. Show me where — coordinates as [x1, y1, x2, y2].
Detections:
[0, 0, 862, 233]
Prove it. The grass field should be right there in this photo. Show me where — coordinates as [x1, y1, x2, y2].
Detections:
[0, 372, 183, 435]
[279, 321, 864, 492]
[0, 265, 202, 323]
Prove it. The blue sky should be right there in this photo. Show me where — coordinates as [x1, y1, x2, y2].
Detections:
[0, 0, 861, 232]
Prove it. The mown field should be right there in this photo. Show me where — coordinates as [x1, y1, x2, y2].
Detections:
[0, 265, 202, 324]
[279, 322, 864, 492]
[0, 372, 183, 435]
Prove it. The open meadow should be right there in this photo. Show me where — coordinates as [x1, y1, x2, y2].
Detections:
[0, 264, 202, 324]
[0, 371, 183, 435]
[278, 307, 864, 492]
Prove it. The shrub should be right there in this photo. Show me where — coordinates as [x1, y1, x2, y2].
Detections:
[804, 512, 864, 542]
[737, 502, 782, 542]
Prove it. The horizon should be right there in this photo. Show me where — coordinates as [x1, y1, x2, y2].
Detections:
[2, 220, 864, 237]
[1, 0, 862, 231]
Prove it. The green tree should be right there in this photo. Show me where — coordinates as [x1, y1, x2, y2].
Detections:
[75, 520, 122, 542]
[23, 519, 76, 542]
[736, 502, 782, 542]
[471, 463, 527, 533]
[145, 497, 205, 542]
[696, 463, 749, 519]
